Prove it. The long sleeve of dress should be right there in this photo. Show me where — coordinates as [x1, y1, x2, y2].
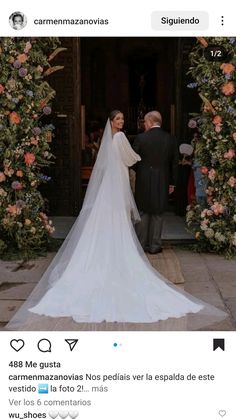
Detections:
[113, 132, 141, 167]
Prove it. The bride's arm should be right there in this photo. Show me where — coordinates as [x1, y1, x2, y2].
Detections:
[113, 132, 141, 167]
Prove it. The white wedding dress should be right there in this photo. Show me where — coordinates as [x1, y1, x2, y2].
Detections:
[7, 120, 227, 330]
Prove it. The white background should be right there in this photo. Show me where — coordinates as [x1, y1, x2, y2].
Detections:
[0, 0, 236, 36]
[1, 332, 234, 418]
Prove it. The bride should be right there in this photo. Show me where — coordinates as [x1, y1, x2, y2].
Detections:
[7, 110, 227, 330]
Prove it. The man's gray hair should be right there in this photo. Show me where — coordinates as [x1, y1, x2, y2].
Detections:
[145, 111, 162, 126]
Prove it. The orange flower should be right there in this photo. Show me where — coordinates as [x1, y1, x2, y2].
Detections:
[16, 170, 23, 177]
[31, 138, 38, 145]
[0, 84, 5, 94]
[7, 205, 18, 215]
[24, 152, 36, 166]
[220, 63, 235, 74]
[0, 172, 6, 182]
[9, 111, 21, 124]
[212, 115, 222, 125]
[24, 219, 32, 226]
[17, 53, 28, 63]
[221, 82, 235, 96]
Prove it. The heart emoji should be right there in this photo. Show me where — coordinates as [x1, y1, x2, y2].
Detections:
[219, 411, 226, 417]
[10, 339, 25, 352]
[48, 412, 58, 419]
[58, 412, 68, 419]
[69, 412, 79, 419]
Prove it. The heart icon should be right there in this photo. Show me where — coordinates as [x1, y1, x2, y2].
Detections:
[219, 411, 226, 417]
[58, 412, 68, 419]
[10, 339, 25, 352]
[69, 412, 78, 419]
[48, 412, 58, 419]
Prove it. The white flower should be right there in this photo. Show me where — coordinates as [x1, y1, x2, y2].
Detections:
[200, 223, 208, 231]
[204, 228, 215, 238]
[215, 232, 226, 242]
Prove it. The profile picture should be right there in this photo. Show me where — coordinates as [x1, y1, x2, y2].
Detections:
[9, 11, 27, 30]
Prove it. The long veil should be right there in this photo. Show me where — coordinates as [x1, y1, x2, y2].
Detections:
[6, 119, 140, 329]
[6, 120, 228, 331]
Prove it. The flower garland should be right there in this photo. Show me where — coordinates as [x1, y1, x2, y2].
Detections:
[186, 37, 236, 257]
[0, 38, 66, 257]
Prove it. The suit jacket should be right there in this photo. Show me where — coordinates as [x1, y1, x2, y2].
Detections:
[132, 127, 179, 214]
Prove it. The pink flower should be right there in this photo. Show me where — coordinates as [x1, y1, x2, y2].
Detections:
[11, 181, 23, 190]
[208, 169, 216, 181]
[188, 119, 197, 129]
[201, 209, 208, 218]
[211, 202, 224, 215]
[212, 115, 222, 125]
[201, 166, 208, 175]
[24, 42, 32, 53]
[228, 176, 236, 187]
[224, 149, 235, 159]
[206, 186, 214, 196]
[39, 212, 48, 221]
[0, 172, 6, 182]
[215, 125, 222, 133]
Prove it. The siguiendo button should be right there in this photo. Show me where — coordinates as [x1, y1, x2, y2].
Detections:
[151, 11, 209, 31]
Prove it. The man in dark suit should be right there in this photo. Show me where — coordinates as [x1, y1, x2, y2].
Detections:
[132, 111, 179, 254]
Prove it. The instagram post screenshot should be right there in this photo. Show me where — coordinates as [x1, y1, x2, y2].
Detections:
[0, 1, 236, 418]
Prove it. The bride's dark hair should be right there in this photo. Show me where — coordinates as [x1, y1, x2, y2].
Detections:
[109, 109, 123, 121]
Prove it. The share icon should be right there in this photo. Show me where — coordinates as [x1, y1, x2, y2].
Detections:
[65, 339, 79, 351]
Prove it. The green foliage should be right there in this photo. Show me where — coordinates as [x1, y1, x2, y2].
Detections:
[0, 37, 65, 259]
[186, 37, 236, 258]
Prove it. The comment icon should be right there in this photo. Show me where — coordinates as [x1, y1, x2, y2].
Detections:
[37, 338, 51, 353]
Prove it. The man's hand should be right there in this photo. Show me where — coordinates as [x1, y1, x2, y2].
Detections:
[169, 185, 175, 194]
